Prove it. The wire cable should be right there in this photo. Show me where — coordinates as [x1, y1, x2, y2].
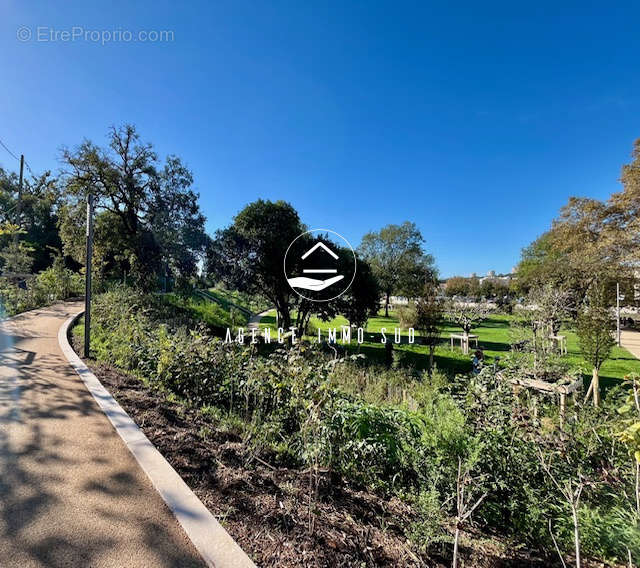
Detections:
[0, 138, 20, 162]
[0, 136, 36, 175]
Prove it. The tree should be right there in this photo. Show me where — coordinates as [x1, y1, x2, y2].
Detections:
[0, 167, 61, 273]
[528, 283, 573, 336]
[445, 276, 469, 297]
[577, 283, 615, 407]
[333, 256, 380, 329]
[61, 125, 207, 289]
[515, 232, 570, 294]
[447, 301, 492, 355]
[0, 241, 34, 274]
[414, 282, 445, 374]
[359, 222, 436, 317]
[515, 196, 630, 301]
[58, 203, 126, 282]
[608, 138, 640, 264]
[467, 275, 480, 300]
[206, 199, 304, 330]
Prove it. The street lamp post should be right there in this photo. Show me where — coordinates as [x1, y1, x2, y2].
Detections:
[616, 282, 626, 348]
[84, 193, 94, 358]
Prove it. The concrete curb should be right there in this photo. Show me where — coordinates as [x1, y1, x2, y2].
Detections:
[58, 312, 256, 568]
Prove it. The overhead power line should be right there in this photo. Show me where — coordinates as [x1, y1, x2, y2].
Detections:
[0, 136, 36, 176]
[0, 138, 20, 161]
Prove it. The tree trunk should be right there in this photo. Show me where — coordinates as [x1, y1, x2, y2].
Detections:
[452, 526, 460, 568]
[384, 291, 390, 318]
[635, 459, 640, 518]
[429, 345, 435, 375]
[462, 329, 469, 355]
[592, 368, 600, 408]
[571, 504, 581, 568]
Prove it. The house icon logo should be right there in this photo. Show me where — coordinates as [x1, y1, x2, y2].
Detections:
[283, 229, 356, 302]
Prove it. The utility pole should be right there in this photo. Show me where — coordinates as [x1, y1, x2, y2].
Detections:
[13, 155, 24, 248]
[84, 193, 94, 358]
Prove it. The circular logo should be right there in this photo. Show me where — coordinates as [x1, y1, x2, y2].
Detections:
[17, 26, 32, 42]
[283, 229, 357, 302]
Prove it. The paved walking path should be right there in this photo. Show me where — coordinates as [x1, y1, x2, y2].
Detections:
[621, 329, 640, 360]
[0, 302, 206, 568]
[247, 309, 272, 331]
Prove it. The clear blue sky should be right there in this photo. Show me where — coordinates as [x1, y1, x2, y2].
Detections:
[1, 1, 639, 277]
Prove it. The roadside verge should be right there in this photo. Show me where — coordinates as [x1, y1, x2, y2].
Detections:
[58, 311, 256, 568]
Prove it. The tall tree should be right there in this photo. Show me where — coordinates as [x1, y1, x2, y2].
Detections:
[206, 199, 304, 330]
[515, 192, 632, 301]
[358, 221, 436, 317]
[61, 125, 207, 289]
[0, 167, 61, 273]
[609, 138, 640, 263]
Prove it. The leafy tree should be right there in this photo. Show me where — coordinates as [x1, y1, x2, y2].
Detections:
[0, 223, 20, 236]
[332, 255, 380, 329]
[359, 222, 436, 317]
[206, 199, 304, 330]
[505, 285, 572, 382]
[444, 276, 469, 297]
[61, 125, 207, 289]
[577, 283, 615, 407]
[479, 277, 511, 300]
[515, 232, 569, 294]
[412, 282, 445, 374]
[468, 275, 480, 300]
[515, 196, 631, 301]
[447, 301, 492, 354]
[529, 282, 574, 335]
[0, 167, 61, 272]
[609, 138, 640, 264]
[0, 241, 34, 274]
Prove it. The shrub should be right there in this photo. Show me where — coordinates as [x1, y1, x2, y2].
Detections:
[80, 288, 639, 565]
[0, 258, 83, 316]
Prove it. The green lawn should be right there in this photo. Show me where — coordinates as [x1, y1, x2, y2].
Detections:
[163, 292, 249, 327]
[206, 287, 269, 315]
[258, 309, 640, 385]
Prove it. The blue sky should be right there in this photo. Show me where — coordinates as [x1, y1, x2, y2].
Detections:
[1, 1, 639, 277]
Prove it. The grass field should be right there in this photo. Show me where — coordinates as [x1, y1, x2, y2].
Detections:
[206, 287, 270, 315]
[163, 292, 249, 327]
[258, 309, 640, 386]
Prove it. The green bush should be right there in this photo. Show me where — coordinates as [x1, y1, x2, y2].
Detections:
[0, 258, 83, 316]
[80, 288, 640, 564]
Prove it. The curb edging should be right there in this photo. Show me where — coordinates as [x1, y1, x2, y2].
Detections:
[58, 311, 256, 568]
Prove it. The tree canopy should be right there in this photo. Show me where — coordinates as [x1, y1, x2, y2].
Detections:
[61, 125, 207, 288]
[359, 221, 436, 316]
[515, 139, 640, 303]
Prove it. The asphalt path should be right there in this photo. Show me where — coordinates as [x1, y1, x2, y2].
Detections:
[0, 302, 206, 568]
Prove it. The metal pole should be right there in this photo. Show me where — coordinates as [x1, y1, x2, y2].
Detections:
[617, 282, 621, 347]
[84, 193, 94, 358]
